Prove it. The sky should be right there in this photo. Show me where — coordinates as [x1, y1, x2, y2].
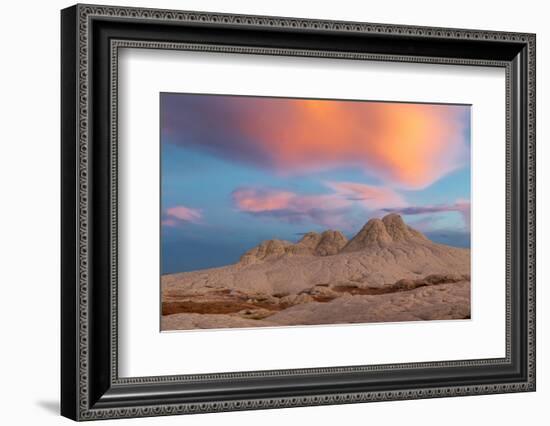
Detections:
[160, 93, 471, 274]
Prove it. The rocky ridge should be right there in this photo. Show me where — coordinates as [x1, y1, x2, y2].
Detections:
[240, 213, 428, 265]
[239, 229, 348, 265]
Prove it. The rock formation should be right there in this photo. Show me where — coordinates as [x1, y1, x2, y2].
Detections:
[161, 213, 471, 331]
[341, 218, 392, 252]
[239, 239, 294, 265]
[240, 229, 348, 264]
[315, 230, 348, 256]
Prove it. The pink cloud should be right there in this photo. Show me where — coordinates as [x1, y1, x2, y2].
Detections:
[163, 205, 203, 226]
[232, 187, 352, 229]
[161, 218, 178, 227]
[231, 189, 296, 213]
[232, 182, 408, 229]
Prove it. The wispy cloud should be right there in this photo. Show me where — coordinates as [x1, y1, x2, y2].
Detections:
[163, 205, 203, 227]
[162, 94, 470, 189]
[232, 182, 407, 229]
[325, 181, 406, 210]
[383, 199, 470, 230]
[232, 187, 351, 229]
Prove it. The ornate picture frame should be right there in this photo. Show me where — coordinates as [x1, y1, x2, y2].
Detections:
[61, 4, 535, 421]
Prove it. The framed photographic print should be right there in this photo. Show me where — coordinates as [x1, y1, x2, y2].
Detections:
[61, 4, 536, 421]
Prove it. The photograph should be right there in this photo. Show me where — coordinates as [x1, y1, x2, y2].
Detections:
[160, 93, 472, 331]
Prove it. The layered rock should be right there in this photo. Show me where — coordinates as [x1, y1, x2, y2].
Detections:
[161, 280, 471, 330]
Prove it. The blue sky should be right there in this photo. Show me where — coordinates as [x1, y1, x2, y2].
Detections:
[160, 93, 471, 274]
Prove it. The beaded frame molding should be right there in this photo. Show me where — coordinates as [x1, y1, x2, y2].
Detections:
[61, 4, 536, 421]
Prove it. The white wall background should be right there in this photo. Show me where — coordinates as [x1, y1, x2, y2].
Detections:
[0, 0, 546, 424]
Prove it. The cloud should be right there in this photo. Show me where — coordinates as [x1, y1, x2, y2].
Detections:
[163, 205, 203, 226]
[383, 199, 470, 230]
[231, 188, 297, 213]
[232, 187, 351, 229]
[162, 94, 470, 189]
[161, 218, 178, 227]
[232, 182, 406, 229]
[325, 181, 406, 210]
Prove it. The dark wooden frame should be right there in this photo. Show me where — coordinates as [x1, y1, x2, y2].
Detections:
[61, 4, 536, 421]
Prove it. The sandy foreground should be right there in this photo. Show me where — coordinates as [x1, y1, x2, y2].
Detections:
[161, 214, 471, 331]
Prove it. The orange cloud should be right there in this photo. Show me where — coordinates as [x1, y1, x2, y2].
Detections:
[164, 95, 469, 189]
[233, 99, 469, 189]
